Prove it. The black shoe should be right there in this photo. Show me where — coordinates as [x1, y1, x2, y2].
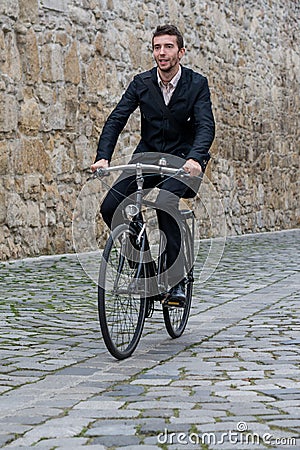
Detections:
[163, 282, 186, 307]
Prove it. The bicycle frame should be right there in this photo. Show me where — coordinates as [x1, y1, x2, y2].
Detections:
[95, 162, 195, 296]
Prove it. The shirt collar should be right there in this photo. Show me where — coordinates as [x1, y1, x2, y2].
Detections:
[157, 65, 182, 88]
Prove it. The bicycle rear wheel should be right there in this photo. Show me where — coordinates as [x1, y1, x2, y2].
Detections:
[98, 223, 147, 359]
[163, 221, 194, 338]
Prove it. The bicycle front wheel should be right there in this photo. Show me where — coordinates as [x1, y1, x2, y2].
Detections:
[163, 222, 193, 338]
[98, 224, 147, 359]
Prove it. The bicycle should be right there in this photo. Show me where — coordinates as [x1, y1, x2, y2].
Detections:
[94, 160, 196, 359]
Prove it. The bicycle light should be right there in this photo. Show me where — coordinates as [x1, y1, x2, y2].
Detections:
[158, 157, 167, 166]
[125, 204, 139, 219]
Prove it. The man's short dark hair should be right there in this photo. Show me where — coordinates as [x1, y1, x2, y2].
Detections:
[152, 24, 184, 50]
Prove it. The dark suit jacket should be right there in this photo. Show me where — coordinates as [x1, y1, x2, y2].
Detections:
[96, 65, 215, 171]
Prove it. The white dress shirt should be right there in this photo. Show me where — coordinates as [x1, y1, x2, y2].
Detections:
[157, 66, 182, 105]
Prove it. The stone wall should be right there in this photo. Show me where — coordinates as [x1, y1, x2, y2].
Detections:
[0, 0, 299, 260]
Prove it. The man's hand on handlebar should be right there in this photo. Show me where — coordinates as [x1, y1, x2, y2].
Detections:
[91, 159, 109, 172]
[90, 158, 203, 179]
[183, 159, 202, 177]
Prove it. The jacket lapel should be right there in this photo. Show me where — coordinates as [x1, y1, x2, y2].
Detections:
[168, 66, 187, 107]
[149, 69, 165, 101]
[142, 69, 166, 109]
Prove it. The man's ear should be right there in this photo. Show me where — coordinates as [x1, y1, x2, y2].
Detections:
[178, 47, 185, 60]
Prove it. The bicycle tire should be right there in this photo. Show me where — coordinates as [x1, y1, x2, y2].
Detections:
[163, 222, 193, 338]
[98, 223, 147, 359]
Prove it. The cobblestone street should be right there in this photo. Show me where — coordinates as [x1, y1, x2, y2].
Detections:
[0, 230, 299, 449]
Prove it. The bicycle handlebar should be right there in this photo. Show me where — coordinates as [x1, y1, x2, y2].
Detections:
[93, 163, 192, 179]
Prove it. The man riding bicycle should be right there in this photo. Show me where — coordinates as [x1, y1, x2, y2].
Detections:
[91, 24, 215, 305]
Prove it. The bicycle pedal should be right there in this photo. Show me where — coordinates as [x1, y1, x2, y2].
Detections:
[161, 297, 185, 308]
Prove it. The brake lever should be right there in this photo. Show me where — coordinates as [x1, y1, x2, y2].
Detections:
[94, 168, 109, 178]
[176, 169, 203, 181]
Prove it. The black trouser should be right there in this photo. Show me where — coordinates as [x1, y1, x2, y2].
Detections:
[100, 173, 191, 287]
